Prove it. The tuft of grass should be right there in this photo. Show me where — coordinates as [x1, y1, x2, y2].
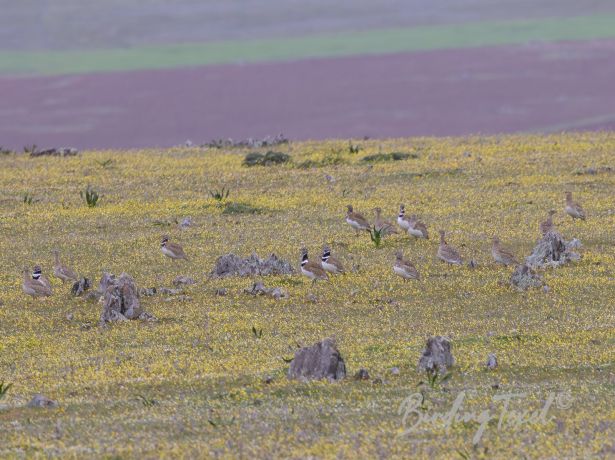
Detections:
[23, 144, 37, 155]
[136, 395, 158, 407]
[81, 186, 100, 207]
[208, 187, 230, 201]
[95, 159, 114, 169]
[362, 152, 417, 163]
[348, 141, 361, 154]
[421, 368, 452, 389]
[22, 192, 36, 205]
[369, 225, 384, 248]
[222, 202, 262, 215]
[0, 146, 13, 155]
[252, 326, 263, 339]
[243, 151, 290, 167]
[0, 380, 13, 400]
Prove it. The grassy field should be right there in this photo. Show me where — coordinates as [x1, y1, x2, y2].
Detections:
[2, 14, 615, 76]
[0, 133, 614, 458]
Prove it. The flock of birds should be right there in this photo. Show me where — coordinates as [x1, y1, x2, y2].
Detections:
[300, 191, 586, 283]
[22, 192, 586, 297]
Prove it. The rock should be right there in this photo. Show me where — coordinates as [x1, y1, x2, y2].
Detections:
[70, 277, 91, 296]
[244, 281, 286, 300]
[525, 231, 580, 269]
[173, 276, 195, 287]
[486, 353, 498, 370]
[417, 336, 455, 374]
[510, 263, 544, 290]
[179, 217, 193, 229]
[158, 287, 182, 295]
[288, 338, 346, 381]
[215, 288, 228, 296]
[468, 259, 478, 269]
[390, 367, 400, 376]
[139, 287, 157, 296]
[27, 394, 58, 408]
[354, 368, 370, 380]
[543, 285, 551, 293]
[100, 273, 156, 323]
[164, 295, 192, 302]
[567, 238, 582, 249]
[264, 376, 274, 384]
[306, 294, 318, 303]
[211, 253, 294, 278]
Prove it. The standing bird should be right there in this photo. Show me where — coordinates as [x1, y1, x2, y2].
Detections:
[321, 245, 345, 274]
[52, 250, 78, 283]
[407, 215, 429, 239]
[491, 236, 519, 266]
[300, 248, 328, 283]
[23, 267, 52, 298]
[161, 236, 188, 260]
[374, 207, 398, 236]
[345, 205, 371, 234]
[565, 192, 586, 220]
[437, 230, 463, 265]
[393, 250, 420, 280]
[540, 210, 557, 235]
[397, 204, 412, 231]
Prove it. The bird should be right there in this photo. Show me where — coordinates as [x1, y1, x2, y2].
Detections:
[300, 248, 328, 283]
[491, 236, 519, 266]
[23, 267, 52, 298]
[345, 205, 371, 234]
[407, 214, 429, 239]
[565, 192, 586, 220]
[437, 230, 463, 265]
[321, 245, 345, 274]
[393, 250, 420, 280]
[52, 250, 78, 283]
[540, 210, 557, 235]
[374, 207, 398, 236]
[32, 265, 52, 290]
[397, 204, 412, 231]
[161, 236, 188, 260]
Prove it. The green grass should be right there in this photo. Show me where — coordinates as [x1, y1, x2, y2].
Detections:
[2, 14, 615, 76]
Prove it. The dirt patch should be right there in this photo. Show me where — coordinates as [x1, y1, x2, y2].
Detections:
[1, 40, 615, 149]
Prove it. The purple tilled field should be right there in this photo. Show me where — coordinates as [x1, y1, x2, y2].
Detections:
[1, 39, 615, 149]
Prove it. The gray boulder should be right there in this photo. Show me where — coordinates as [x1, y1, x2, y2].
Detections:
[288, 338, 346, 381]
[417, 336, 455, 374]
[526, 231, 580, 268]
[100, 273, 156, 323]
[27, 394, 58, 408]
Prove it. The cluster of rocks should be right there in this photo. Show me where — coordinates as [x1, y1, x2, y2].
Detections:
[510, 230, 581, 290]
[202, 133, 288, 149]
[99, 273, 156, 324]
[29, 147, 78, 158]
[211, 253, 294, 278]
[244, 281, 287, 300]
[286, 336, 459, 383]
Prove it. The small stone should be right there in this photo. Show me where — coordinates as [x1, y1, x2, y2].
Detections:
[27, 394, 58, 408]
[65, 313, 74, 321]
[486, 353, 498, 370]
[390, 367, 400, 376]
[173, 276, 195, 287]
[354, 368, 370, 381]
[543, 285, 551, 293]
[215, 288, 227, 296]
[306, 294, 318, 303]
[264, 376, 274, 384]
[158, 287, 182, 295]
[372, 377, 384, 385]
[164, 295, 192, 302]
[491, 382, 500, 390]
[139, 287, 157, 296]
[71, 277, 92, 297]
[468, 259, 478, 269]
